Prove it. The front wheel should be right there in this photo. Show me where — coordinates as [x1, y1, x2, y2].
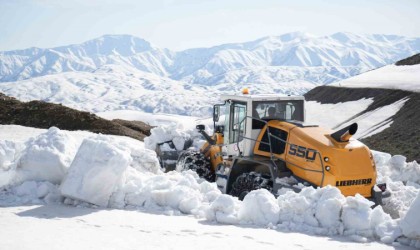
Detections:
[176, 150, 215, 182]
[229, 172, 272, 200]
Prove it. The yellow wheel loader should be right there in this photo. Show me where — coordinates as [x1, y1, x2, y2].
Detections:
[165, 92, 388, 205]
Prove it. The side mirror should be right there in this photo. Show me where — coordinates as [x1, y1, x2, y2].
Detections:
[215, 125, 224, 134]
[196, 124, 205, 131]
[213, 105, 220, 122]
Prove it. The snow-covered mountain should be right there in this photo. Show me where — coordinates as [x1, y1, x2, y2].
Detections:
[1, 32, 419, 85]
[0, 63, 320, 115]
[0, 32, 419, 116]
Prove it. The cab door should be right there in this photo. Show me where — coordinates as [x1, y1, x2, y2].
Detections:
[224, 101, 247, 156]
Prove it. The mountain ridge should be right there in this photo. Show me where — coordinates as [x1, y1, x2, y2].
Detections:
[1, 32, 419, 85]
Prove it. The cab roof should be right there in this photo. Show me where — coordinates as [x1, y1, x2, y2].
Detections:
[221, 94, 305, 102]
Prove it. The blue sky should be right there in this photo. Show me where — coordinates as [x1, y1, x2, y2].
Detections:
[0, 0, 419, 51]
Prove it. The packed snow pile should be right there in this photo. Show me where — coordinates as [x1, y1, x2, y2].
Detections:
[18, 127, 81, 184]
[0, 127, 161, 206]
[144, 121, 211, 152]
[238, 189, 280, 226]
[400, 193, 420, 239]
[0, 127, 82, 188]
[374, 151, 420, 185]
[144, 124, 195, 151]
[1, 126, 420, 247]
[372, 150, 420, 220]
[0, 140, 23, 187]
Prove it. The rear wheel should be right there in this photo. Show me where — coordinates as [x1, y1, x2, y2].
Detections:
[176, 150, 215, 182]
[230, 172, 272, 200]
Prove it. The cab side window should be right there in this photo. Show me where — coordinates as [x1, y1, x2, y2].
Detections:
[230, 102, 247, 143]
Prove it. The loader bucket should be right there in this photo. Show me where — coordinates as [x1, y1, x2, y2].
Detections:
[155, 139, 193, 172]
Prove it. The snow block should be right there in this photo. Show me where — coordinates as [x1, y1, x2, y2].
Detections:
[60, 137, 131, 207]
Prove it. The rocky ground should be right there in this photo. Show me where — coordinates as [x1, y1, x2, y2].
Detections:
[395, 53, 420, 66]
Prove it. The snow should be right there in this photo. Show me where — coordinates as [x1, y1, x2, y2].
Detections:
[1, 205, 409, 250]
[0, 125, 45, 142]
[331, 65, 420, 92]
[1, 123, 420, 248]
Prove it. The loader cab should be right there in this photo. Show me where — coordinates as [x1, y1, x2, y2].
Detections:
[214, 94, 305, 157]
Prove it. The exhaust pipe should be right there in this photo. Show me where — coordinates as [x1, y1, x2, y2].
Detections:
[331, 123, 358, 142]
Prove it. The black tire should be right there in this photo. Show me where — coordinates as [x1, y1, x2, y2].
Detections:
[176, 150, 215, 182]
[230, 172, 273, 200]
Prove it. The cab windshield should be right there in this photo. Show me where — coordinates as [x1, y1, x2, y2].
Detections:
[252, 100, 304, 128]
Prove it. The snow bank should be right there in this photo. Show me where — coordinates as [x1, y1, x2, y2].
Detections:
[0, 126, 161, 208]
[1, 124, 420, 246]
[276, 185, 399, 242]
